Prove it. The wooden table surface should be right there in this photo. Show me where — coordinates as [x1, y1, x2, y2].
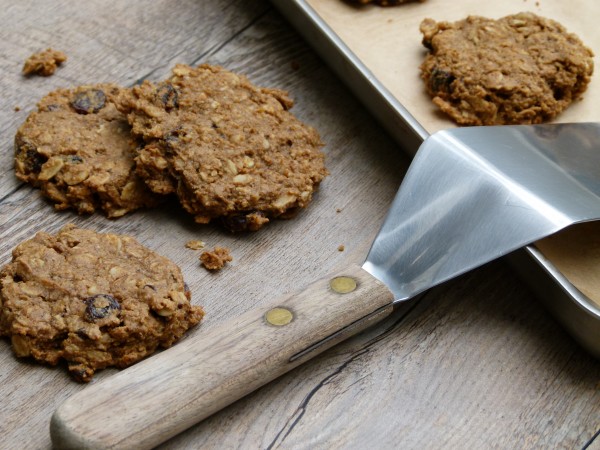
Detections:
[0, 1, 598, 449]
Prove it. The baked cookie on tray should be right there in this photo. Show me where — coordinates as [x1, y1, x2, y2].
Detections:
[0, 224, 204, 382]
[420, 12, 594, 126]
[14, 84, 160, 218]
[117, 64, 328, 232]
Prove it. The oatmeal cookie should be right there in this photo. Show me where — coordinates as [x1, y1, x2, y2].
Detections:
[117, 64, 328, 231]
[420, 13, 594, 125]
[22, 48, 67, 77]
[14, 84, 160, 217]
[0, 224, 204, 381]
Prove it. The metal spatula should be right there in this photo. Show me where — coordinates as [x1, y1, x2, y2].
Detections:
[51, 123, 600, 449]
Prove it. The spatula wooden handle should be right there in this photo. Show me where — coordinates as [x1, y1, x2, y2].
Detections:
[50, 264, 394, 449]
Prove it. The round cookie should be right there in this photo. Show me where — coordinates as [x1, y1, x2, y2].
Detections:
[0, 224, 204, 381]
[117, 64, 328, 231]
[14, 84, 160, 218]
[420, 13, 594, 126]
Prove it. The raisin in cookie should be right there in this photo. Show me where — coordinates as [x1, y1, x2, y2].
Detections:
[420, 13, 594, 126]
[0, 224, 204, 381]
[15, 84, 160, 217]
[117, 64, 328, 231]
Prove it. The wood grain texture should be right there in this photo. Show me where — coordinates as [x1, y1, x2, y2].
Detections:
[51, 265, 394, 449]
[0, 1, 598, 449]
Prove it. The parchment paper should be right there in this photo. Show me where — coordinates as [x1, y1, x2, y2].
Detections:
[536, 222, 600, 307]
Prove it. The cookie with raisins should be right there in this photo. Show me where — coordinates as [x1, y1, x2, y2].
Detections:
[419, 13, 594, 126]
[14, 84, 160, 217]
[116, 64, 328, 231]
[0, 225, 204, 381]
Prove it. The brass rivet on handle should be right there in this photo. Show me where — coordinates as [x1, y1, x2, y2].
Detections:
[265, 307, 294, 326]
[330, 276, 357, 294]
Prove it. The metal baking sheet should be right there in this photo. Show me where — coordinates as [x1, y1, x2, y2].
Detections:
[271, 0, 600, 357]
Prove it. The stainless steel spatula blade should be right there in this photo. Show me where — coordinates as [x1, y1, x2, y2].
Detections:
[364, 123, 600, 301]
[51, 123, 600, 449]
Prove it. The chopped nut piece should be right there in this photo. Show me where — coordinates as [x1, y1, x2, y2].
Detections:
[200, 246, 232, 271]
[22, 48, 67, 76]
[37, 156, 64, 181]
[232, 174, 251, 185]
[11, 335, 31, 357]
[224, 159, 238, 175]
[273, 194, 296, 210]
[185, 240, 205, 250]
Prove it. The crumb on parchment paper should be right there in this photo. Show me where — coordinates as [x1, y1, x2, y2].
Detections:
[338, 245, 345, 252]
[22, 48, 67, 76]
[200, 246, 232, 271]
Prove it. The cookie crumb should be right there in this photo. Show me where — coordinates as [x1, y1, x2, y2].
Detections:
[185, 240, 205, 250]
[14, 106, 20, 112]
[338, 245, 345, 252]
[336, 208, 342, 213]
[200, 246, 232, 271]
[22, 48, 67, 77]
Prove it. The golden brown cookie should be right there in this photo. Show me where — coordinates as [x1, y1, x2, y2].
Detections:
[0, 225, 204, 382]
[22, 48, 67, 76]
[117, 64, 328, 231]
[15, 84, 160, 217]
[420, 13, 594, 125]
